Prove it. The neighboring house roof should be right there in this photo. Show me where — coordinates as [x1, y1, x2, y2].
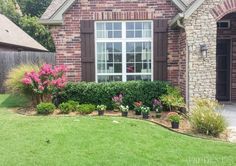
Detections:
[0, 14, 47, 51]
[40, 0, 201, 25]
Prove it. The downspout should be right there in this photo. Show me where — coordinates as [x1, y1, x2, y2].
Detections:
[175, 15, 190, 111]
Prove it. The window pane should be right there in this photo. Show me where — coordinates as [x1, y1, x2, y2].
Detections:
[97, 31, 104, 38]
[126, 42, 135, 53]
[114, 64, 122, 73]
[135, 31, 142, 38]
[127, 63, 135, 73]
[98, 75, 122, 82]
[97, 63, 106, 73]
[143, 22, 151, 29]
[114, 43, 122, 52]
[126, 31, 134, 38]
[126, 22, 134, 30]
[135, 42, 142, 52]
[114, 31, 122, 38]
[114, 54, 122, 62]
[126, 42, 152, 75]
[114, 23, 122, 30]
[106, 23, 112, 30]
[126, 21, 152, 38]
[127, 75, 151, 81]
[97, 23, 105, 30]
[96, 22, 122, 38]
[127, 53, 134, 62]
[135, 22, 142, 30]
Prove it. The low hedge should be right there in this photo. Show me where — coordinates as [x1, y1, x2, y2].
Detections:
[58, 81, 170, 109]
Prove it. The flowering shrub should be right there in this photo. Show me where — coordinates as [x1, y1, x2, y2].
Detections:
[22, 64, 67, 105]
[140, 106, 150, 114]
[97, 105, 107, 111]
[153, 99, 163, 112]
[112, 94, 123, 109]
[119, 105, 129, 112]
[134, 101, 143, 113]
[167, 112, 181, 123]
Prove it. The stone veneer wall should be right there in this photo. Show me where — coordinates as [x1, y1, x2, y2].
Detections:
[183, 0, 236, 103]
[49, 0, 181, 85]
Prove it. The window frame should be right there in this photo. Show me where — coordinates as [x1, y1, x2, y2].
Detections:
[95, 20, 153, 82]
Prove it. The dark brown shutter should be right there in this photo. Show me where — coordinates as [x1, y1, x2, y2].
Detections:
[80, 20, 95, 82]
[153, 19, 168, 81]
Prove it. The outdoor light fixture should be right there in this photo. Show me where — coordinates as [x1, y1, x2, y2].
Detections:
[200, 44, 208, 59]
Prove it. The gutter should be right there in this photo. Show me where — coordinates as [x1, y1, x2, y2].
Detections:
[39, 19, 63, 25]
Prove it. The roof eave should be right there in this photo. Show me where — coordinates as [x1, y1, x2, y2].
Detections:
[39, 19, 63, 25]
[0, 42, 48, 52]
[40, 0, 75, 26]
[170, 0, 205, 28]
[171, 0, 187, 11]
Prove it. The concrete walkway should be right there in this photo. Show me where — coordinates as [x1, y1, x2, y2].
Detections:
[222, 104, 236, 127]
[221, 104, 236, 142]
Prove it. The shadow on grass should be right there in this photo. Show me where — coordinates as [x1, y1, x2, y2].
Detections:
[0, 94, 30, 108]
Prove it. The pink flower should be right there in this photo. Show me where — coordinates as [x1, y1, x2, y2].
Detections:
[39, 85, 44, 91]
[39, 64, 53, 76]
[22, 77, 32, 85]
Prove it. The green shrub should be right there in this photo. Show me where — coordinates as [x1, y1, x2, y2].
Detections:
[5, 64, 40, 95]
[58, 81, 170, 109]
[59, 103, 73, 114]
[190, 99, 227, 137]
[36, 102, 55, 115]
[67, 100, 79, 112]
[77, 104, 96, 115]
[160, 86, 185, 111]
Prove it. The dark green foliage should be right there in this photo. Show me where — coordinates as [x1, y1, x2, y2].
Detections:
[59, 81, 170, 110]
[77, 104, 96, 115]
[59, 102, 73, 114]
[0, 0, 21, 24]
[36, 102, 55, 115]
[19, 16, 55, 52]
[18, 0, 53, 17]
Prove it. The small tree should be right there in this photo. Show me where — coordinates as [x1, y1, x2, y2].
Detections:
[21, 64, 67, 105]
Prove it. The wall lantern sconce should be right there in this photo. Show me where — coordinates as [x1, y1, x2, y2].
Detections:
[200, 44, 208, 59]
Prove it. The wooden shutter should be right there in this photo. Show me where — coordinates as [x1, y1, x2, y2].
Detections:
[80, 20, 95, 82]
[153, 20, 168, 81]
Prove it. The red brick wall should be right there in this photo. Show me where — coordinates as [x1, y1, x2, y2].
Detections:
[217, 13, 236, 101]
[50, 0, 180, 85]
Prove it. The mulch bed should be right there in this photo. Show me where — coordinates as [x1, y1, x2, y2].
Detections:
[13, 107, 229, 142]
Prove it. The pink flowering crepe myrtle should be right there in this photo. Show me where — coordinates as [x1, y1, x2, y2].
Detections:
[22, 64, 68, 103]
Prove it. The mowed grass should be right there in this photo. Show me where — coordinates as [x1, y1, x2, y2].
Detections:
[0, 95, 236, 166]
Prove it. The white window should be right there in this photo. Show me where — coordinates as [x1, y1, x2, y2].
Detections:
[95, 21, 153, 82]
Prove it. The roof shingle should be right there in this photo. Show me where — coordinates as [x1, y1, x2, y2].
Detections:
[0, 14, 47, 51]
[41, 0, 67, 20]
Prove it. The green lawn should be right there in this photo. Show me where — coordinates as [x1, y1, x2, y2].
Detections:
[0, 95, 236, 166]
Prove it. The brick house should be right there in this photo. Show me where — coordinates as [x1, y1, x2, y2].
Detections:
[40, 0, 236, 105]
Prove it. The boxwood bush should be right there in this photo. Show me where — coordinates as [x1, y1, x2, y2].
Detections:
[58, 81, 170, 109]
[77, 104, 96, 115]
[36, 103, 55, 115]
